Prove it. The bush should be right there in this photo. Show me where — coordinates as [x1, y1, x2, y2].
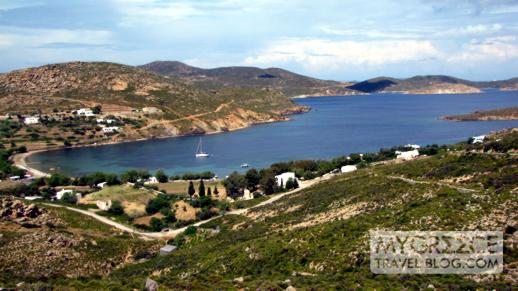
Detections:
[108, 200, 125, 215]
[61, 192, 77, 204]
[155, 170, 168, 183]
[146, 194, 173, 215]
[184, 226, 197, 236]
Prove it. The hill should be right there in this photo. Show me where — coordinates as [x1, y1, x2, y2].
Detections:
[442, 107, 518, 121]
[139, 61, 355, 97]
[347, 75, 518, 94]
[10, 128, 514, 289]
[0, 62, 307, 150]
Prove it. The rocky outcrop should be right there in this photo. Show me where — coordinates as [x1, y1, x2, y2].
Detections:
[1, 197, 64, 226]
[442, 107, 518, 121]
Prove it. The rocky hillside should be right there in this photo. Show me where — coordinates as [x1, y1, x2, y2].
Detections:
[18, 129, 515, 290]
[443, 107, 518, 121]
[348, 75, 483, 94]
[140, 61, 355, 97]
[0, 62, 307, 144]
[0, 197, 159, 284]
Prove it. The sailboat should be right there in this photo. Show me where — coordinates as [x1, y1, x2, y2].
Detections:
[195, 138, 210, 158]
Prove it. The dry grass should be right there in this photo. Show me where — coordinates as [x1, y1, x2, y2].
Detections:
[80, 185, 156, 217]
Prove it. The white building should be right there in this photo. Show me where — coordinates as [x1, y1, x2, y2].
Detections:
[24, 116, 39, 125]
[97, 118, 115, 124]
[102, 126, 120, 133]
[396, 149, 420, 161]
[96, 200, 112, 211]
[275, 172, 297, 187]
[144, 176, 159, 184]
[405, 144, 421, 149]
[241, 189, 254, 200]
[341, 165, 358, 173]
[472, 135, 485, 144]
[159, 244, 177, 255]
[56, 189, 74, 200]
[96, 181, 107, 188]
[76, 108, 95, 117]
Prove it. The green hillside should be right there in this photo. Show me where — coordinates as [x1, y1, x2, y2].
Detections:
[26, 129, 517, 290]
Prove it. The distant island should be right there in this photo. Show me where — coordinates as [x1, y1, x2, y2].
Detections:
[347, 75, 518, 94]
[442, 107, 518, 121]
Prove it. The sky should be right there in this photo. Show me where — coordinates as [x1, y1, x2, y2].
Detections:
[0, 0, 518, 81]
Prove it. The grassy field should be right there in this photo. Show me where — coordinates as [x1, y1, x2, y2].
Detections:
[159, 181, 227, 198]
[81, 185, 157, 217]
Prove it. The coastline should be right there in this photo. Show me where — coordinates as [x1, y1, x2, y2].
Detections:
[11, 112, 303, 177]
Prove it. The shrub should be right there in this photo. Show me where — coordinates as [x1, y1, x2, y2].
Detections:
[108, 200, 125, 216]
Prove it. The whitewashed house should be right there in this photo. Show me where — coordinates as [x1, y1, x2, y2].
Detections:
[96, 200, 112, 211]
[97, 118, 115, 124]
[76, 108, 95, 117]
[102, 126, 120, 133]
[144, 176, 159, 185]
[275, 172, 297, 188]
[472, 135, 485, 144]
[24, 116, 39, 125]
[96, 181, 107, 188]
[396, 149, 420, 161]
[341, 165, 358, 173]
[241, 189, 254, 200]
[56, 189, 74, 200]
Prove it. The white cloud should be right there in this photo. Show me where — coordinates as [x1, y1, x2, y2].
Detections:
[448, 37, 518, 63]
[243, 38, 441, 71]
[0, 28, 112, 49]
[320, 26, 423, 39]
[435, 23, 502, 37]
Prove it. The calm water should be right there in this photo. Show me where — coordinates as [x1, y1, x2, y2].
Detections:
[28, 90, 518, 177]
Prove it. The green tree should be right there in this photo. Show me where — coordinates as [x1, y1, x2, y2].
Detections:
[245, 168, 261, 191]
[108, 200, 125, 215]
[260, 171, 277, 195]
[155, 170, 168, 183]
[121, 170, 139, 183]
[47, 173, 71, 187]
[213, 185, 219, 196]
[184, 226, 197, 236]
[198, 179, 205, 197]
[207, 187, 212, 196]
[285, 178, 295, 190]
[188, 181, 196, 197]
[61, 192, 77, 204]
[146, 194, 172, 214]
[150, 217, 167, 231]
[223, 171, 246, 198]
[293, 178, 299, 189]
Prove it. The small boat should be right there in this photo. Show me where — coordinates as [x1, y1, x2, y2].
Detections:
[240, 163, 249, 168]
[195, 137, 210, 158]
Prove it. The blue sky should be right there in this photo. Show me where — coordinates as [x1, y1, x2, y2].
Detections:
[0, 0, 518, 80]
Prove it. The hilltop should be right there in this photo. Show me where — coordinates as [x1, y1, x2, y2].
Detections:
[347, 75, 518, 94]
[139, 61, 355, 97]
[0, 62, 307, 150]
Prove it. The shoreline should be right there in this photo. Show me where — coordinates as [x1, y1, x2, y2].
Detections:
[11, 113, 300, 178]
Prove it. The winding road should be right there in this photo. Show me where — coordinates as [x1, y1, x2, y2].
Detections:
[43, 175, 328, 240]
